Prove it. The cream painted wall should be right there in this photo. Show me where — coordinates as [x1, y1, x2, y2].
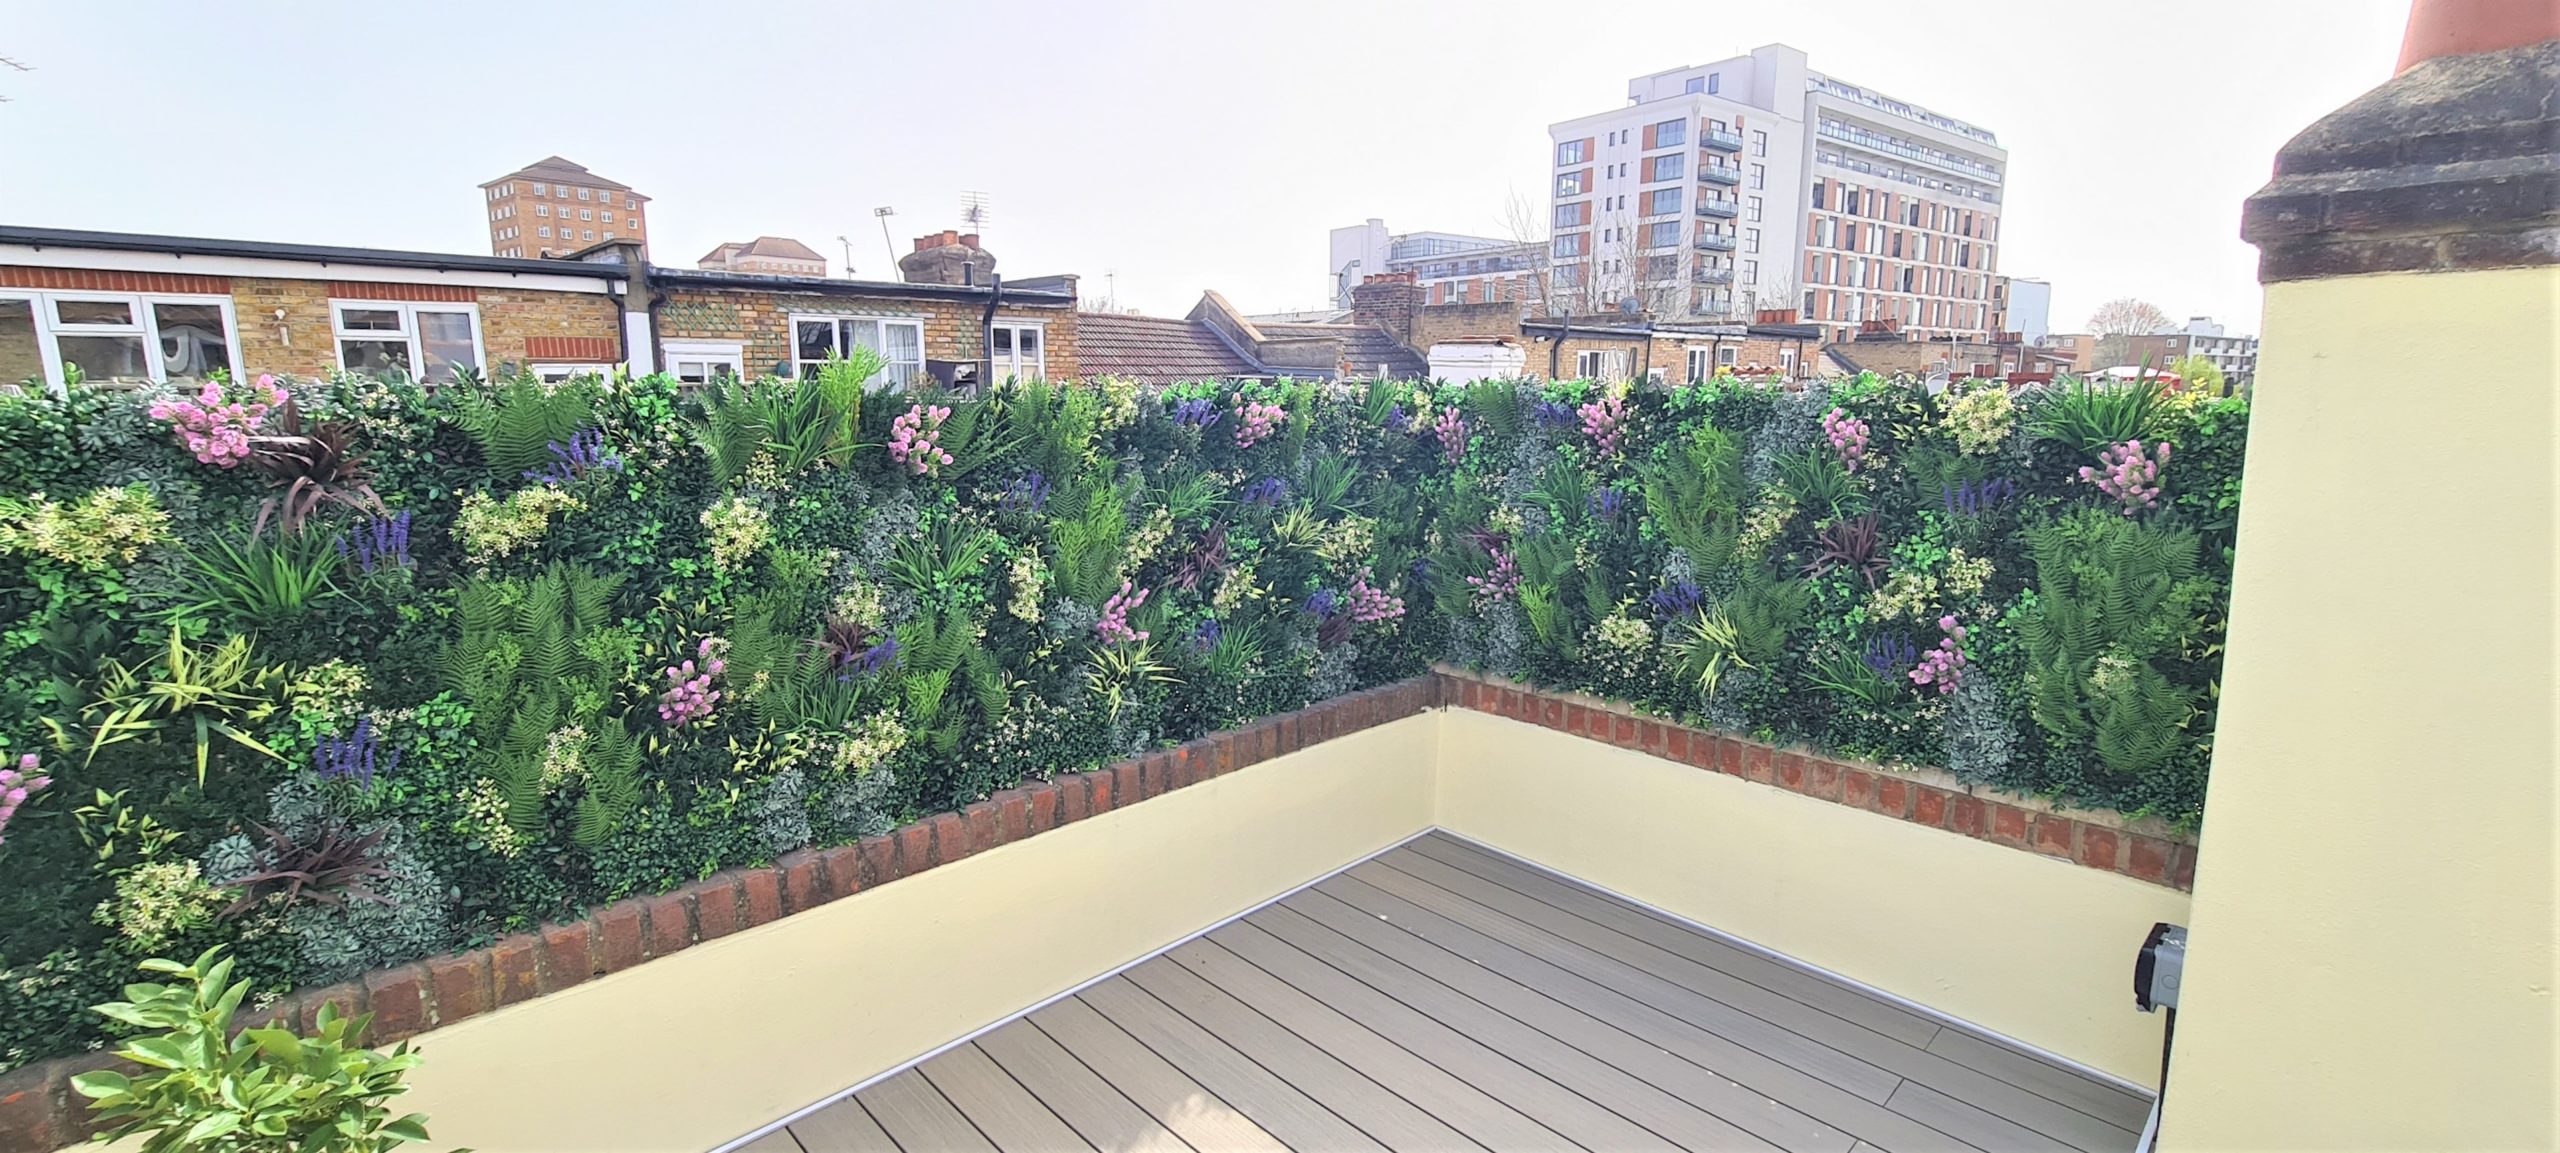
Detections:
[1435, 711, 2189, 1082]
[2162, 266, 2560, 1151]
[389, 716, 1439, 1153]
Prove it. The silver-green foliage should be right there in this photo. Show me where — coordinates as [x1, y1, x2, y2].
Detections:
[2015, 509, 2213, 783]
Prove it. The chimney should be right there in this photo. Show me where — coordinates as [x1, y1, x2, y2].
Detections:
[913, 229, 963, 253]
[1351, 271, 1420, 341]
[899, 230, 997, 286]
[1755, 307, 1800, 325]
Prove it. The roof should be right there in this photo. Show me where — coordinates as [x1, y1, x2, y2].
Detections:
[1075, 313, 1260, 385]
[643, 265, 1076, 306]
[0, 225, 630, 281]
[481, 156, 646, 199]
[701, 236, 826, 264]
[1257, 322, 1429, 379]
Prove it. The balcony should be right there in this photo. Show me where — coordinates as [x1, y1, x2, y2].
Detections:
[1698, 164, 1741, 186]
[1694, 233, 1737, 252]
[1702, 127, 1744, 152]
[1693, 265, 1734, 284]
[1695, 198, 1738, 219]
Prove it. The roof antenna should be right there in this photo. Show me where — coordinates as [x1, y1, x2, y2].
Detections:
[0, 55, 30, 103]
[959, 190, 990, 241]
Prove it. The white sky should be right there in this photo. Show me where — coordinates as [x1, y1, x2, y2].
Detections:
[0, 0, 2409, 335]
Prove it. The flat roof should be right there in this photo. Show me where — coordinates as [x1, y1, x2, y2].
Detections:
[0, 225, 630, 280]
[645, 265, 1075, 306]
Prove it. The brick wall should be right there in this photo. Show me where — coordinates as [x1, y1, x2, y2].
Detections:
[231, 277, 338, 378]
[657, 287, 1077, 381]
[223, 278, 623, 380]
[1410, 300, 1530, 352]
[478, 289, 622, 368]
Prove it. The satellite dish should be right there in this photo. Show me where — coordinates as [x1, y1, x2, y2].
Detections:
[1616, 297, 1642, 315]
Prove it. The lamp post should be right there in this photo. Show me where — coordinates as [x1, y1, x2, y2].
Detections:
[836, 235, 854, 278]
[874, 207, 898, 271]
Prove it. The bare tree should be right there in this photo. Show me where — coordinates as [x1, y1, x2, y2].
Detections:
[1499, 189, 1561, 318]
[2087, 297, 2172, 336]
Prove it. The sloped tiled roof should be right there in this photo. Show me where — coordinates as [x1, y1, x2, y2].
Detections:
[699, 236, 825, 266]
[1257, 322, 1429, 380]
[1075, 313, 1259, 386]
[483, 156, 642, 197]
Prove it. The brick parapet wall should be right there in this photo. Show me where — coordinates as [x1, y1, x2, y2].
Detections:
[656, 288, 1078, 382]
[0, 677, 1441, 1152]
[1433, 664, 2200, 891]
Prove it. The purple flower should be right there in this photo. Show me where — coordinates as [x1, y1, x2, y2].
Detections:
[1589, 487, 1626, 523]
[524, 427, 621, 485]
[1303, 588, 1341, 618]
[1190, 618, 1223, 653]
[846, 636, 899, 676]
[1170, 397, 1223, 428]
[1648, 581, 1703, 619]
[342, 510, 412, 574]
[315, 716, 400, 787]
[1243, 477, 1289, 507]
[1862, 634, 1918, 677]
[1532, 400, 1574, 428]
[1002, 471, 1052, 513]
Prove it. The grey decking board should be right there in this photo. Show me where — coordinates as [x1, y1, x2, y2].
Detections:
[1164, 939, 1570, 1153]
[1121, 958, 1485, 1151]
[1250, 900, 1799, 1153]
[969, 1019, 1185, 1153]
[1347, 859, 1906, 1101]
[859, 1069, 999, 1153]
[1370, 850, 2145, 1153]
[1027, 996, 1295, 1153]
[1920, 1029, 2152, 1132]
[1885, 1080, 2077, 1153]
[1310, 876, 1965, 1153]
[735, 1129, 807, 1153]
[1206, 919, 1684, 1152]
[1075, 979, 1389, 1153]
[786, 1097, 898, 1153]
[1408, 834, 1945, 1046]
[919, 1040, 1102, 1153]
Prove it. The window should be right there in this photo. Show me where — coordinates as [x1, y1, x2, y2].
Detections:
[793, 315, 924, 387]
[1556, 139, 1588, 166]
[1554, 201, 1589, 228]
[1552, 233, 1588, 259]
[538, 226, 552, 238]
[990, 322, 1044, 383]
[579, 209, 593, 221]
[1648, 118, 1686, 149]
[1684, 77, 1703, 94]
[1643, 153, 1684, 182]
[1639, 187, 1682, 216]
[1720, 345, 1739, 367]
[601, 211, 614, 223]
[1686, 346, 1713, 382]
[578, 188, 591, 201]
[1573, 349, 1627, 381]
[1744, 228, 1761, 254]
[1749, 163, 1765, 190]
[537, 205, 550, 217]
[1554, 264, 1587, 289]
[1745, 196, 1763, 222]
[332, 302, 480, 384]
[1811, 182, 1827, 210]
[1742, 259, 1758, 284]
[1752, 130, 1767, 156]
[0, 291, 239, 390]
[531, 364, 613, 384]
[1556, 170, 1587, 197]
[663, 340, 744, 386]
[1707, 73, 1721, 95]
[1646, 253, 1679, 279]
[1644, 220, 1681, 249]
[533, 183, 547, 196]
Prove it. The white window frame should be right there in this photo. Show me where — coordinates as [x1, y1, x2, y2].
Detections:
[1573, 349, 1627, 382]
[0, 289, 242, 395]
[331, 300, 484, 385]
[989, 320, 1046, 383]
[662, 340, 746, 387]
[1686, 347, 1712, 382]
[790, 314, 925, 387]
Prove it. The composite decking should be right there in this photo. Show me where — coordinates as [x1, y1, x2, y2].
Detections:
[741, 832, 2151, 1153]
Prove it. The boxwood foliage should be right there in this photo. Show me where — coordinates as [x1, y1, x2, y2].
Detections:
[0, 367, 2243, 1069]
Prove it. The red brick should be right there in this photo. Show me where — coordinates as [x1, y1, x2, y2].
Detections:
[1910, 785, 1949, 827]
[1501, 687, 1528, 721]
[1195, 740, 1224, 783]
[692, 878, 745, 941]
[593, 901, 645, 974]
[1718, 736, 1745, 776]
[1638, 719, 1669, 758]
[1945, 793, 1987, 837]
[0, 1062, 62, 1153]
[1665, 726, 1690, 765]
[1024, 782, 1060, 835]
[1611, 713, 1638, 748]
[1806, 758, 1844, 799]
[963, 800, 999, 855]
[490, 936, 541, 1006]
[426, 952, 491, 1026]
[645, 891, 695, 956]
[896, 820, 933, 876]
[1540, 695, 1567, 730]
[1274, 713, 1302, 756]
[921, 809, 962, 866]
[1087, 768, 1116, 815]
[1842, 769, 1876, 810]
[537, 921, 594, 992]
[2125, 835, 2173, 884]
[1249, 721, 1279, 766]
[1743, 744, 1775, 784]
[363, 965, 430, 1040]
[1461, 680, 1488, 712]
[2078, 826, 2122, 871]
[1776, 752, 1807, 791]
[816, 844, 863, 900]
[1687, 730, 1722, 771]
[1563, 703, 1589, 737]
[991, 789, 1029, 844]
[1990, 804, 2030, 846]
[1875, 774, 1910, 818]
[2029, 813, 2076, 858]
[859, 834, 899, 887]
[778, 849, 826, 910]
[741, 868, 785, 924]
[1060, 774, 1092, 823]
[2170, 843, 2200, 890]
[1113, 759, 1143, 805]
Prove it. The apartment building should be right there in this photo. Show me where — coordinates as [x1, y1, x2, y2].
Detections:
[1328, 219, 1542, 309]
[1547, 44, 2008, 340]
[480, 157, 651, 259]
[1991, 275, 2052, 343]
[698, 237, 828, 277]
[2119, 316, 2260, 386]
